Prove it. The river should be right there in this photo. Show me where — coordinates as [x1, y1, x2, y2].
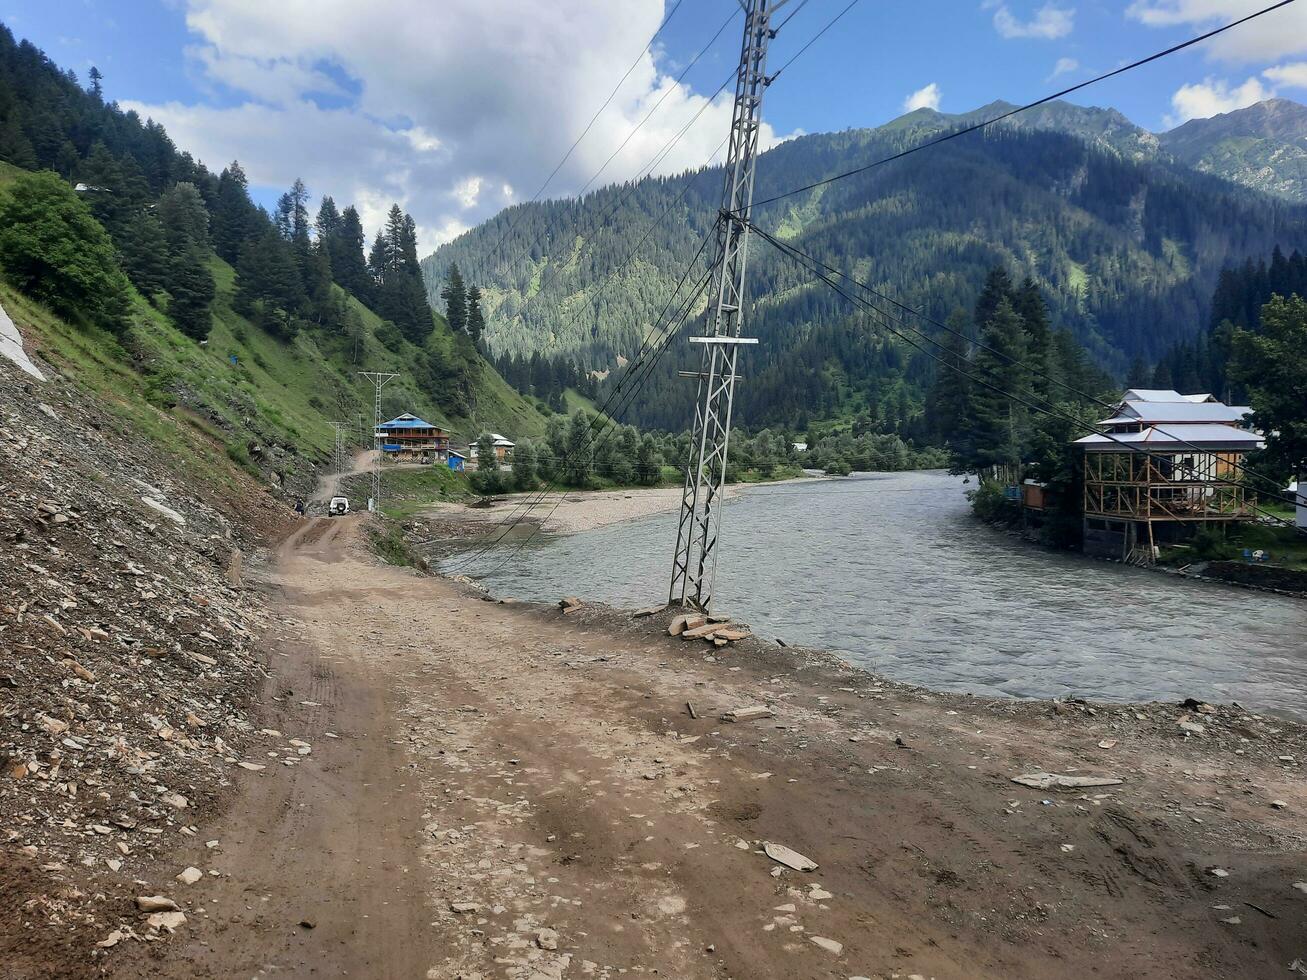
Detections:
[441, 471, 1307, 718]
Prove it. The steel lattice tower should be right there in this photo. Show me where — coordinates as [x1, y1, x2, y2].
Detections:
[358, 372, 398, 511]
[670, 0, 786, 611]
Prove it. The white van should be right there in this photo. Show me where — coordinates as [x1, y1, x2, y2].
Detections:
[328, 496, 350, 516]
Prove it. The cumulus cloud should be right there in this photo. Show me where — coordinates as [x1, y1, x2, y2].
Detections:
[989, 3, 1076, 40]
[1262, 61, 1307, 89]
[1126, 1, 1307, 63]
[126, 1, 785, 254]
[1164, 75, 1271, 126]
[1048, 56, 1079, 79]
[902, 82, 941, 112]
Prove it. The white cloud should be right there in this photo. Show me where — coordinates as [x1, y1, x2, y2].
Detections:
[453, 176, 483, 209]
[1263, 61, 1307, 89]
[1164, 75, 1271, 126]
[902, 83, 941, 112]
[1126, 1, 1307, 63]
[1048, 56, 1079, 79]
[126, 1, 788, 254]
[990, 3, 1075, 40]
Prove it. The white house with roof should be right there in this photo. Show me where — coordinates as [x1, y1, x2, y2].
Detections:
[468, 433, 515, 470]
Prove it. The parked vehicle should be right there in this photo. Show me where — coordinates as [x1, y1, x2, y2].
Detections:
[328, 496, 350, 516]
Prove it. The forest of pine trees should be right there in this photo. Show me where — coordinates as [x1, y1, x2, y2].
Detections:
[1145, 246, 1307, 402]
[0, 23, 500, 421]
[926, 268, 1113, 481]
[490, 350, 598, 413]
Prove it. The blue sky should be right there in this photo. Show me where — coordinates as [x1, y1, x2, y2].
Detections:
[5, 1, 1305, 251]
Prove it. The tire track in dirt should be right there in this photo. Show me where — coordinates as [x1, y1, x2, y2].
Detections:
[112, 517, 1307, 979]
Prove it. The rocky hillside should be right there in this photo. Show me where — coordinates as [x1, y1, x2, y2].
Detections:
[1158, 98, 1307, 204]
[0, 327, 284, 973]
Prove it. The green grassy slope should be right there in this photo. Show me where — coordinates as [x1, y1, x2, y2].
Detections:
[3, 209, 543, 494]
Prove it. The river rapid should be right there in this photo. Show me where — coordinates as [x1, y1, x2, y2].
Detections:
[443, 471, 1307, 718]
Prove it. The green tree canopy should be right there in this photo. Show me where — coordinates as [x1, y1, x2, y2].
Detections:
[0, 170, 129, 333]
[1231, 294, 1307, 481]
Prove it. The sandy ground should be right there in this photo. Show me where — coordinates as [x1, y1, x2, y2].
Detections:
[422, 478, 819, 535]
[100, 515, 1307, 980]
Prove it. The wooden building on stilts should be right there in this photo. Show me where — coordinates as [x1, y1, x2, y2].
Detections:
[1075, 389, 1264, 563]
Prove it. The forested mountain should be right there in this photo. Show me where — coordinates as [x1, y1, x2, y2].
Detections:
[0, 23, 543, 471]
[1158, 99, 1307, 204]
[423, 98, 1307, 432]
[1147, 245, 1307, 403]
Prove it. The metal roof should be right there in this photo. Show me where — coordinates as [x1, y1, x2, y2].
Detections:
[1119, 388, 1217, 403]
[1075, 424, 1265, 451]
[377, 413, 441, 430]
[1112, 401, 1249, 424]
[1120, 388, 1186, 402]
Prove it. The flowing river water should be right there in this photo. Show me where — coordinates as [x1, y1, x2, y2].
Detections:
[443, 471, 1307, 717]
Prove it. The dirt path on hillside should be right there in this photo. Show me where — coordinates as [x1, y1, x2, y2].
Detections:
[309, 450, 376, 508]
[110, 517, 1307, 979]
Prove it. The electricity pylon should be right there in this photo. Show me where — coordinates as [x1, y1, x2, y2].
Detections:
[328, 421, 349, 473]
[357, 372, 398, 511]
[669, 0, 786, 611]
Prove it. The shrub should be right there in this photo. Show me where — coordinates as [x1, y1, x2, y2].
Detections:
[0, 171, 131, 333]
[968, 480, 1019, 524]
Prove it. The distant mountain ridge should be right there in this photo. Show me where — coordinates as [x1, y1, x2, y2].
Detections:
[926, 97, 1307, 203]
[1158, 99, 1307, 203]
[422, 98, 1307, 431]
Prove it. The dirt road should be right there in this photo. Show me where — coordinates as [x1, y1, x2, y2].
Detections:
[111, 517, 1307, 979]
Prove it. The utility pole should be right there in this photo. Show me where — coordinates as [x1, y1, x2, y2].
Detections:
[327, 421, 349, 473]
[669, 0, 785, 611]
[357, 372, 398, 512]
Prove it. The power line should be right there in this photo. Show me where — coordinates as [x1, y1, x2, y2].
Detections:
[749, 227, 1307, 531]
[485, 0, 856, 364]
[443, 245, 721, 571]
[767, 0, 861, 83]
[575, 7, 739, 199]
[448, 267, 715, 577]
[750, 222, 1302, 503]
[473, 11, 737, 307]
[476, 0, 689, 269]
[453, 1, 907, 575]
[746, 0, 1298, 210]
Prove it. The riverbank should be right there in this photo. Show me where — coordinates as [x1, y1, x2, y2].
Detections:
[74, 517, 1307, 978]
[421, 474, 820, 535]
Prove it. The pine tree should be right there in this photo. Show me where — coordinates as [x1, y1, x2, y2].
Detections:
[156, 182, 210, 251]
[1125, 355, 1150, 387]
[235, 227, 306, 339]
[441, 263, 468, 334]
[1230, 295, 1307, 482]
[367, 232, 388, 286]
[212, 162, 257, 264]
[563, 409, 594, 485]
[926, 310, 973, 458]
[967, 297, 1030, 477]
[973, 267, 1015, 336]
[168, 244, 216, 341]
[467, 285, 485, 345]
[119, 211, 170, 299]
[315, 195, 341, 248]
[333, 206, 371, 299]
[88, 65, 102, 100]
[1013, 277, 1055, 398]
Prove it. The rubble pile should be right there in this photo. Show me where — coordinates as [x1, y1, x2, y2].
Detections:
[0, 365, 282, 964]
